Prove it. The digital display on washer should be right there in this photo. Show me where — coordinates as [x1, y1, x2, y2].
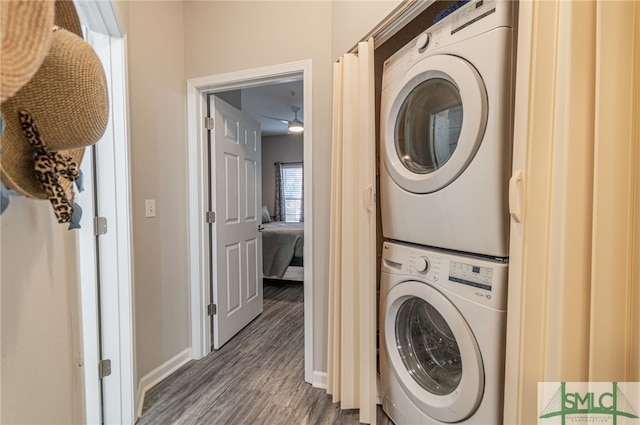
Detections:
[449, 261, 493, 291]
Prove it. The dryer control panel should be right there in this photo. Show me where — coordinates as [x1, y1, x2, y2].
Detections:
[451, 0, 498, 35]
[381, 0, 515, 92]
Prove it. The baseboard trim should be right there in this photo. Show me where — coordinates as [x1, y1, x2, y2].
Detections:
[312, 370, 327, 389]
[135, 348, 192, 419]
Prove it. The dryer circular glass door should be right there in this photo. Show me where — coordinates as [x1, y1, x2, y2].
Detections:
[381, 54, 488, 194]
[383, 280, 484, 423]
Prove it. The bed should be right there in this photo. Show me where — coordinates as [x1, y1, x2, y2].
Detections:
[261, 221, 304, 280]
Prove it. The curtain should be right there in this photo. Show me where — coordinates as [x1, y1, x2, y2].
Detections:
[327, 38, 377, 424]
[273, 161, 284, 221]
[504, 2, 640, 423]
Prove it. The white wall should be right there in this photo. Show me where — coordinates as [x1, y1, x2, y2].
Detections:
[331, 0, 402, 61]
[261, 134, 304, 216]
[112, 0, 129, 35]
[127, 2, 189, 380]
[0, 198, 81, 424]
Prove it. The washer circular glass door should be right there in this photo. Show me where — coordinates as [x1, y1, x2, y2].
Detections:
[383, 280, 484, 423]
[381, 54, 488, 194]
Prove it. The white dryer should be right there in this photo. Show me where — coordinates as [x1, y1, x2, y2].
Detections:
[380, 0, 517, 258]
[379, 241, 507, 424]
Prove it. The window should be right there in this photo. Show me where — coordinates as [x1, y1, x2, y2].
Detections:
[282, 163, 303, 222]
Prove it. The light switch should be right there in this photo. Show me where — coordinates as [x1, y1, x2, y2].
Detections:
[145, 199, 156, 218]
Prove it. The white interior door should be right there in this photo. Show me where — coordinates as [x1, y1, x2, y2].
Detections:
[209, 95, 263, 349]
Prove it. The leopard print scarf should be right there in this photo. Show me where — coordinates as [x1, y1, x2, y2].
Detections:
[20, 110, 81, 225]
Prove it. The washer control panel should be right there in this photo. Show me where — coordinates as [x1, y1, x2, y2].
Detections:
[382, 241, 507, 310]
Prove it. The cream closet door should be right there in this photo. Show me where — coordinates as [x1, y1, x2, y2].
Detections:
[209, 95, 263, 350]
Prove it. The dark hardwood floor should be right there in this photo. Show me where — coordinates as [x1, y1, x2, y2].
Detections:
[137, 279, 393, 425]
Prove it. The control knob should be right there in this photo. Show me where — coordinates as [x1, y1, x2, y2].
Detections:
[416, 32, 431, 50]
[416, 257, 429, 273]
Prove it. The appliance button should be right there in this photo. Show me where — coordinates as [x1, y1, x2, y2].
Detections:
[433, 273, 439, 281]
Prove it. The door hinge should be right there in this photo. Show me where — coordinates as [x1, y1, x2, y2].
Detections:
[206, 211, 216, 224]
[208, 303, 217, 316]
[94, 216, 107, 236]
[98, 359, 112, 379]
[204, 116, 214, 130]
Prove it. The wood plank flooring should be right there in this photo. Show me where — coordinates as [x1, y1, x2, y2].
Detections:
[137, 280, 394, 425]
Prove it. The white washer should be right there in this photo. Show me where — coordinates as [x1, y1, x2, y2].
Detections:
[379, 241, 507, 424]
[380, 0, 517, 258]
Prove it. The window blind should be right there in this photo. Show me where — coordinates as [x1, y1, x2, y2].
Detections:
[282, 163, 303, 222]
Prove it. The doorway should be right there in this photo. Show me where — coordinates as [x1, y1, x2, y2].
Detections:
[186, 60, 314, 383]
[76, 25, 135, 425]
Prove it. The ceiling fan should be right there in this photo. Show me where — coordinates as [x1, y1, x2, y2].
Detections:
[263, 106, 304, 133]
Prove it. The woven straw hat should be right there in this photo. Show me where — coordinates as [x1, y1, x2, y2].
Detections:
[0, 27, 109, 199]
[0, 1, 55, 102]
[55, 0, 83, 38]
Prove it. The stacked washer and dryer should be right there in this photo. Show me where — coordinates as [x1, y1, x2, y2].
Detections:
[378, 1, 517, 424]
